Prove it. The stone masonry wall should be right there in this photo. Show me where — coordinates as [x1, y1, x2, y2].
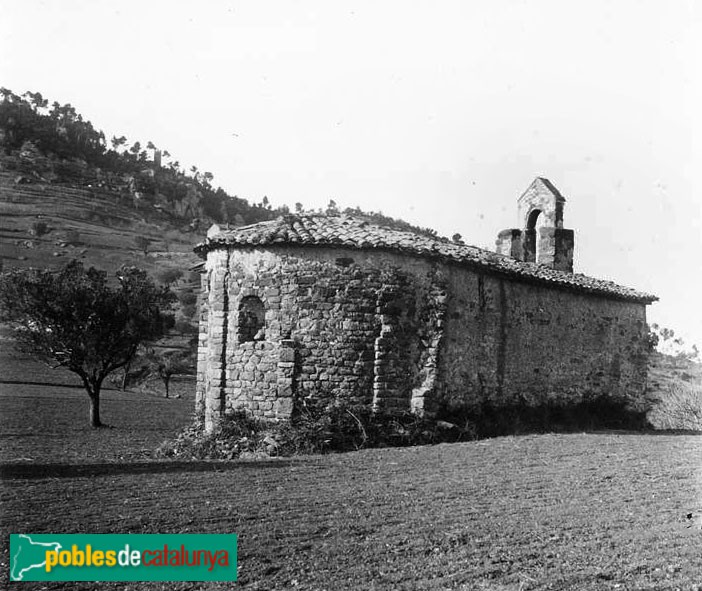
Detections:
[194, 269, 209, 420]
[198, 245, 650, 431]
[198, 246, 445, 430]
[437, 267, 649, 411]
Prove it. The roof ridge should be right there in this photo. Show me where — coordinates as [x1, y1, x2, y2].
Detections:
[196, 213, 657, 304]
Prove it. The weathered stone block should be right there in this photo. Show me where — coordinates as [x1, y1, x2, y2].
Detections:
[279, 349, 295, 363]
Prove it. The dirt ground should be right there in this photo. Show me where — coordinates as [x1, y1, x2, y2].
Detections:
[1, 343, 702, 590]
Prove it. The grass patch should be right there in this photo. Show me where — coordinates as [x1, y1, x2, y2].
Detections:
[0, 338, 192, 463]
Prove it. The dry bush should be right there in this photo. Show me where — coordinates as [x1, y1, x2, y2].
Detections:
[649, 383, 702, 431]
[30, 220, 49, 237]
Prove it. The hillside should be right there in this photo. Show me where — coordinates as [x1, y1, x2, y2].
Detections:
[0, 88, 294, 292]
[0, 166, 204, 363]
[0, 89, 443, 278]
[0, 170, 201, 277]
[645, 351, 702, 430]
[0, 147, 214, 387]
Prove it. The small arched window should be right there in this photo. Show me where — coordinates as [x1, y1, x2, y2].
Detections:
[238, 296, 265, 342]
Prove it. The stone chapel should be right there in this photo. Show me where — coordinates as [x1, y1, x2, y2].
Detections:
[194, 178, 656, 431]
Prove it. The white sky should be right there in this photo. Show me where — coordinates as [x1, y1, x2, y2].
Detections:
[2, 0, 701, 349]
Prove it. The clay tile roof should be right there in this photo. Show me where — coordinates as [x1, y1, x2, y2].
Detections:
[195, 214, 657, 303]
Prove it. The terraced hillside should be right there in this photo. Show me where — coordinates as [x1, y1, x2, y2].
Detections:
[0, 168, 205, 369]
[0, 171, 201, 277]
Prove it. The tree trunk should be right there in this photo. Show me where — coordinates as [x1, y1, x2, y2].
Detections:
[164, 377, 170, 398]
[88, 386, 102, 428]
[121, 359, 131, 391]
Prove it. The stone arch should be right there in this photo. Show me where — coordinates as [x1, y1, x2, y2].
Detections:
[238, 295, 265, 342]
[526, 208, 542, 230]
[526, 208, 547, 262]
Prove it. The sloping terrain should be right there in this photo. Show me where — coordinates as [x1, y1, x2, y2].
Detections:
[0, 170, 201, 277]
[646, 352, 702, 430]
[648, 352, 702, 392]
[0, 169, 204, 357]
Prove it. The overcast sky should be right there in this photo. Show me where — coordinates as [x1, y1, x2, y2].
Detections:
[2, 0, 700, 349]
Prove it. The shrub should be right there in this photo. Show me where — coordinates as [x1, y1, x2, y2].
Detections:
[155, 412, 268, 460]
[180, 303, 197, 319]
[648, 384, 702, 431]
[178, 291, 197, 306]
[156, 394, 654, 461]
[157, 268, 183, 286]
[53, 160, 86, 181]
[158, 402, 476, 460]
[30, 220, 49, 237]
[274, 403, 366, 455]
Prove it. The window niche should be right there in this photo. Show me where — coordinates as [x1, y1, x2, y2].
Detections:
[238, 296, 265, 342]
